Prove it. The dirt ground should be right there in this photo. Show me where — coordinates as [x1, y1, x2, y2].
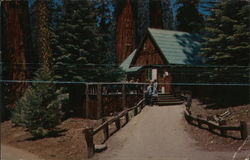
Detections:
[184, 99, 250, 152]
[1, 118, 101, 160]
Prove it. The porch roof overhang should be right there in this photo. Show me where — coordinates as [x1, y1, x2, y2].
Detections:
[120, 49, 142, 72]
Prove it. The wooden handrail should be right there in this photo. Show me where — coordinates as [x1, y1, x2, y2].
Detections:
[84, 98, 145, 158]
[93, 99, 144, 135]
[184, 109, 248, 140]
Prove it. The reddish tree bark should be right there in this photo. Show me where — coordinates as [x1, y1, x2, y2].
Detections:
[36, 0, 52, 66]
[116, 0, 136, 64]
[150, 0, 163, 28]
[2, 0, 32, 108]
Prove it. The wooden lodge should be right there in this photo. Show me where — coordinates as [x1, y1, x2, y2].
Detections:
[120, 28, 203, 93]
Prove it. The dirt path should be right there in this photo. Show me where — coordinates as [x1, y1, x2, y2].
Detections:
[1, 144, 44, 160]
[92, 105, 234, 160]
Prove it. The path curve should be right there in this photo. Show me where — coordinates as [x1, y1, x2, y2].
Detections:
[93, 105, 233, 160]
[1, 144, 44, 160]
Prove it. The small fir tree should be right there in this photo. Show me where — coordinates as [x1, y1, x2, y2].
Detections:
[11, 66, 65, 137]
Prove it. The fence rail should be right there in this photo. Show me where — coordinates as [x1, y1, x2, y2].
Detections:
[84, 83, 147, 119]
[84, 99, 145, 158]
[184, 110, 248, 140]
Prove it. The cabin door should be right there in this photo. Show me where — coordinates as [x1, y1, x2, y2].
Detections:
[158, 69, 172, 94]
[151, 69, 157, 81]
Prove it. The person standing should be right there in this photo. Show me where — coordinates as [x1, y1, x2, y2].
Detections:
[145, 81, 153, 105]
[152, 80, 158, 105]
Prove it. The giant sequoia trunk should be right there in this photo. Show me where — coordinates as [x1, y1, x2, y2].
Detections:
[36, 0, 52, 66]
[116, 0, 136, 64]
[150, 0, 163, 28]
[2, 1, 32, 109]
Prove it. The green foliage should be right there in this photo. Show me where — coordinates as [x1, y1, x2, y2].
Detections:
[11, 66, 66, 137]
[162, 0, 174, 30]
[51, 0, 124, 83]
[176, 0, 204, 33]
[202, 0, 250, 65]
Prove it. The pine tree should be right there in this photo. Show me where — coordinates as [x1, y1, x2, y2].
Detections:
[202, 0, 250, 65]
[94, 0, 117, 64]
[176, 0, 204, 33]
[52, 0, 98, 82]
[52, 0, 124, 82]
[11, 66, 66, 137]
[93, 0, 125, 82]
[161, 0, 174, 30]
[200, 0, 249, 84]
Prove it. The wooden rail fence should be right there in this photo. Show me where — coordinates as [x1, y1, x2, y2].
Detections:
[84, 83, 147, 119]
[184, 110, 248, 140]
[183, 94, 248, 140]
[84, 99, 145, 158]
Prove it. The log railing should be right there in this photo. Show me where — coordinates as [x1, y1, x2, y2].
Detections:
[184, 110, 248, 140]
[84, 99, 145, 158]
[84, 83, 147, 119]
[69, 82, 186, 119]
[183, 94, 248, 140]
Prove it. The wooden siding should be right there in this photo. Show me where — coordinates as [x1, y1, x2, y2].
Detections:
[116, 0, 136, 64]
[132, 36, 165, 66]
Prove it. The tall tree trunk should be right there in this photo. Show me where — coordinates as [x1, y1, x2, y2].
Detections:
[150, 0, 163, 28]
[0, 1, 3, 120]
[36, 0, 52, 66]
[2, 0, 32, 109]
[116, 0, 136, 64]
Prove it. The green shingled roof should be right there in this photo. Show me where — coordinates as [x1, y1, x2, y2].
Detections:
[120, 28, 203, 72]
[148, 28, 203, 65]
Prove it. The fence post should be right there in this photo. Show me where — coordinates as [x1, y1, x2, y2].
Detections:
[84, 128, 94, 158]
[143, 84, 146, 106]
[115, 116, 121, 130]
[96, 84, 102, 119]
[125, 111, 129, 123]
[103, 123, 109, 142]
[134, 107, 138, 116]
[220, 121, 227, 137]
[85, 84, 89, 118]
[220, 128, 227, 137]
[197, 119, 201, 128]
[122, 84, 126, 109]
[240, 121, 248, 140]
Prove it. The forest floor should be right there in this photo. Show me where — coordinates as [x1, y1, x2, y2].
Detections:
[185, 99, 250, 153]
[1, 118, 102, 160]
